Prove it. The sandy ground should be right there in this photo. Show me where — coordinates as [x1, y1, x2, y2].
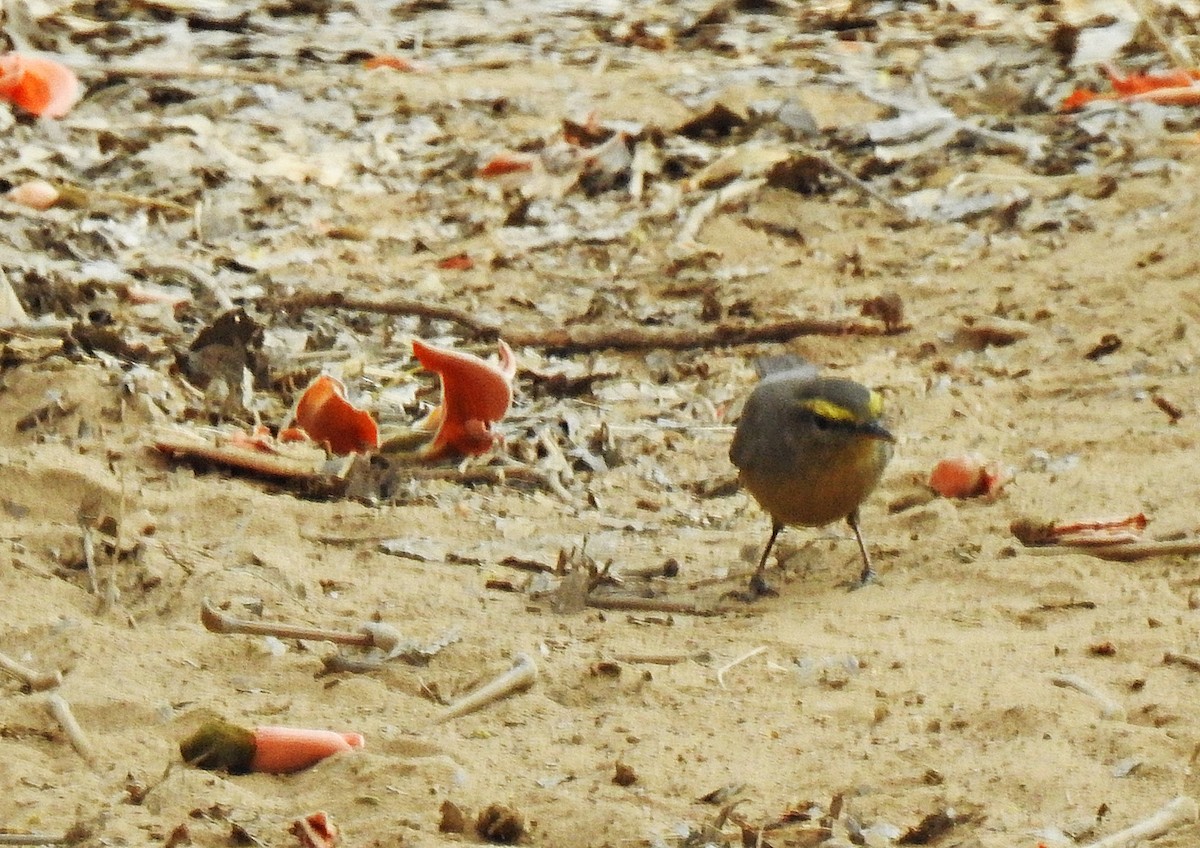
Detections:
[4, 3, 1200, 847]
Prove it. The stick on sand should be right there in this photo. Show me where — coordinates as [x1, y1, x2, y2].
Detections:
[434, 653, 537, 724]
[45, 694, 98, 767]
[1049, 673, 1126, 721]
[0, 650, 61, 691]
[1081, 795, 1197, 848]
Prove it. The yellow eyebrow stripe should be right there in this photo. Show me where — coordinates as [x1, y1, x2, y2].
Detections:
[802, 398, 857, 422]
[867, 390, 884, 419]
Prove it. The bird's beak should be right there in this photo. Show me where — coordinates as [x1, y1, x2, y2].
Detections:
[860, 421, 895, 443]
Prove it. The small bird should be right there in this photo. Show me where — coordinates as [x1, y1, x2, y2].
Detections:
[729, 363, 894, 596]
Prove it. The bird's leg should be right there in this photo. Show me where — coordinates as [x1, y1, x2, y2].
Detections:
[847, 509, 877, 587]
[747, 521, 783, 598]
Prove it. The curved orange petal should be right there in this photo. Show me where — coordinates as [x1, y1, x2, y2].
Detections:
[250, 726, 364, 774]
[412, 338, 515, 459]
[0, 53, 81, 118]
[290, 374, 379, 455]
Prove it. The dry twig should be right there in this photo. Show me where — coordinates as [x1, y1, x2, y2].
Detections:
[0, 650, 62, 691]
[0, 833, 82, 846]
[1163, 651, 1200, 673]
[1081, 795, 1198, 848]
[275, 290, 891, 353]
[610, 652, 705, 665]
[796, 144, 915, 220]
[82, 62, 289, 86]
[716, 646, 768, 690]
[434, 652, 538, 724]
[45, 694, 98, 767]
[585, 595, 728, 616]
[201, 598, 401, 650]
[1024, 539, 1200, 561]
[1049, 673, 1126, 720]
[153, 430, 344, 494]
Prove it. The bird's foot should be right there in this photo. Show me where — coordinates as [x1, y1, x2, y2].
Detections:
[846, 565, 878, 591]
[724, 571, 779, 602]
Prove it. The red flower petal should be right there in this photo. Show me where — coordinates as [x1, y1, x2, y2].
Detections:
[412, 338, 515, 459]
[929, 454, 1011, 499]
[477, 154, 534, 178]
[0, 53, 81, 118]
[363, 55, 417, 72]
[437, 253, 475, 271]
[290, 375, 379, 455]
[291, 811, 341, 848]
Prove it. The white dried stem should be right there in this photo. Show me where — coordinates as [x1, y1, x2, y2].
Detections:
[1081, 795, 1198, 848]
[434, 652, 538, 724]
[45, 694, 98, 767]
[677, 178, 765, 245]
[716, 646, 767, 690]
[0, 650, 61, 691]
[1050, 673, 1126, 720]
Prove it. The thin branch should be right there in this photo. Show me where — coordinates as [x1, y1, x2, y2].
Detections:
[1049, 673, 1125, 720]
[79, 62, 288, 86]
[796, 144, 915, 221]
[45, 694, 99, 767]
[716, 646, 768, 690]
[0, 650, 61, 691]
[585, 594, 731, 616]
[1024, 538, 1200, 561]
[433, 652, 538, 724]
[274, 289, 891, 352]
[1081, 796, 1198, 848]
[1163, 651, 1200, 673]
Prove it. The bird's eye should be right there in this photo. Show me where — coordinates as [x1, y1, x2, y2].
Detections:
[813, 415, 833, 430]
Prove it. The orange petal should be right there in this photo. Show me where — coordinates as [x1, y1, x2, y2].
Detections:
[929, 454, 1011, 499]
[437, 252, 474, 271]
[1060, 89, 1103, 112]
[412, 338, 515, 459]
[290, 374, 379, 455]
[227, 424, 279, 453]
[477, 154, 534, 178]
[364, 54, 416, 72]
[0, 53, 81, 118]
[1106, 65, 1200, 96]
[7, 179, 60, 210]
[291, 811, 340, 848]
[250, 726, 364, 774]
